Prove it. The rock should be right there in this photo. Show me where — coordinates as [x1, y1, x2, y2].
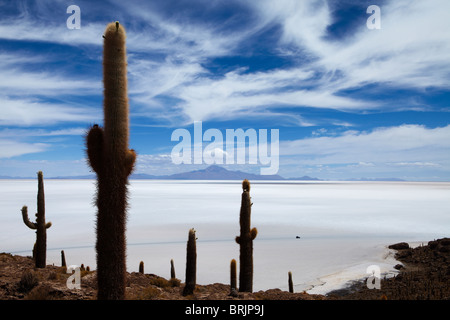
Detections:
[396, 250, 412, 259]
[389, 242, 410, 250]
[429, 238, 450, 253]
[229, 288, 239, 297]
[394, 273, 403, 281]
[428, 240, 439, 249]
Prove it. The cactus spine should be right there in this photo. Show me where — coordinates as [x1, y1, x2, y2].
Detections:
[86, 21, 136, 300]
[182, 228, 197, 296]
[288, 271, 294, 293]
[21, 171, 52, 268]
[235, 179, 257, 292]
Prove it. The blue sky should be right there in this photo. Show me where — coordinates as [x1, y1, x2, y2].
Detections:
[0, 0, 449, 180]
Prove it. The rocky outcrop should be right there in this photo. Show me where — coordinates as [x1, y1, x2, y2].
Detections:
[388, 242, 410, 250]
[328, 237, 450, 300]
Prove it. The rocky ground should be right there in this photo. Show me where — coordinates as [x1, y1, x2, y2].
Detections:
[326, 237, 450, 300]
[1, 237, 449, 300]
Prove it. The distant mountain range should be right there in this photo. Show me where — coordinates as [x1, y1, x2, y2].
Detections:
[131, 165, 289, 180]
[0, 165, 406, 181]
[0, 165, 320, 181]
[345, 177, 405, 182]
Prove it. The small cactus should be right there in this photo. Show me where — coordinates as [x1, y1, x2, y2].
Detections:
[230, 259, 238, 297]
[235, 179, 257, 292]
[182, 228, 197, 296]
[61, 250, 66, 268]
[21, 171, 51, 268]
[170, 259, 176, 279]
[139, 261, 144, 274]
[288, 271, 294, 293]
[169, 259, 181, 287]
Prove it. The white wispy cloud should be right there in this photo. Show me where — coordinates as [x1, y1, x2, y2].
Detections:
[254, 0, 450, 91]
[0, 97, 95, 126]
[0, 17, 104, 46]
[0, 68, 100, 96]
[0, 0, 448, 180]
[0, 139, 48, 158]
[388, 162, 441, 168]
[280, 124, 450, 166]
[124, 0, 450, 124]
[2, 0, 448, 126]
[0, 127, 87, 160]
[0, 51, 100, 126]
[0, 127, 86, 137]
[172, 68, 374, 123]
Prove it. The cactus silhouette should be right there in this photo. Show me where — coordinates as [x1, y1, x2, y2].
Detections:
[182, 228, 197, 296]
[86, 21, 136, 300]
[139, 261, 144, 274]
[288, 271, 294, 293]
[170, 259, 176, 279]
[21, 171, 51, 268]
[230, 259, 238, 296]
[235, 179, 257, 292]
[61, 250, 67, 268]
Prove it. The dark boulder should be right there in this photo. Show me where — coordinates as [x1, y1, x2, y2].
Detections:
[428, 240, 439, 249]
[389, 242, 410, 250]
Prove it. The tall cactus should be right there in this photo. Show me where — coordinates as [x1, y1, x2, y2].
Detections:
[86, 21, 136, 300]
[182, 228, 197, 296]
[21, 171, 52, 268]
[235, 179, 257, 292]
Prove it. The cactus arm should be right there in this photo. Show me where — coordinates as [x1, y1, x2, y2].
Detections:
[124, 149, 137, 177]
[250, 227, 258, 240]
[21, 206, 37, 229]
[45, 221, 52, 229]
[86, 124, 104, 174]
